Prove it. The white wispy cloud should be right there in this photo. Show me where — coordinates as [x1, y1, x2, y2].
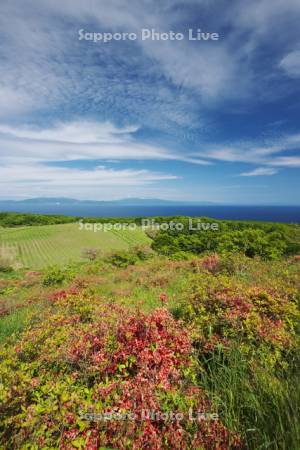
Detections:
[0, 122, 139, 145]
[0, 1, 201, 131]
[0, 163, 179, 200]
[2, 0, 300, 123]
[192, 133, 300, 168]
[279, 50, 300, 77]
[270, 156, 300, 167]
[240, 167, 278, 177]
[0, 120, 209, 165]
[0, 119, 208, 199]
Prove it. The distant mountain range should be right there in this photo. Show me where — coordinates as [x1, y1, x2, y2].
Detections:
[0, 197, 216, 217]
[0, 197, 215, 207]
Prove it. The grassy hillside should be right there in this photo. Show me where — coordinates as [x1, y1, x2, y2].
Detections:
[0, 249, 299, 449]
[0, 223, 150, 269]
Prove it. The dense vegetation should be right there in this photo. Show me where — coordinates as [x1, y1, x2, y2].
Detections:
[0, 215, 300, 448]
[0, 212, 141, 228]
[0, 212, 79, 227]
[151, 218, 300, 259]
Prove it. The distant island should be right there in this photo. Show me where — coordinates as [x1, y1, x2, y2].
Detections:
[0, 197, 215, 207]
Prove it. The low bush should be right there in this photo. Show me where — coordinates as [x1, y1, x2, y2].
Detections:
[105, 246, 153, 268]
[0, 261, 13, 273]
[201, 254, 220, 274]
[105, 250, 139, 268]
[131, 244, 154, 260]
[218, 252, 250, 275]
[175, 271, 300, 448]
[81, 248, 99, 261]
[0, 251, 14, 273]
[42, 266, 65, 286]
[178, 272, 299, 364]
[0, 294, 240, 449]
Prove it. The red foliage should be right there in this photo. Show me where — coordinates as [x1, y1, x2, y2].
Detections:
[202, 254, 220, 274]
[159, 292, 168, 304]
[67, 307, 191, 387]
[60, 305, 241, 449]
[48, 288, 78, 302]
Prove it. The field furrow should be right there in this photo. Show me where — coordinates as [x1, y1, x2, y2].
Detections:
[0, 223, 150, 269]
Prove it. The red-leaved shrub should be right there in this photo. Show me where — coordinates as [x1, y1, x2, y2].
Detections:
[1, 295, 241, 449]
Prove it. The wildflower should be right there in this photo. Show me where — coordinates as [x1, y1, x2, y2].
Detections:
[159, 292, 168, 304]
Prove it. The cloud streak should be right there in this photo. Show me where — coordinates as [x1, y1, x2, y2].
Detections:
[240, 167, 278, 177]
[192, 133, 300, 168]
[0, 120, 210, 165]
[279, 50, 300, 77]
[0, 162, 179, 200]
[0, 119, 207, 199]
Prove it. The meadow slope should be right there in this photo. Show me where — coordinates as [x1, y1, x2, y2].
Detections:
[0, 223, 150, 269]
[0, 217, 300, 449]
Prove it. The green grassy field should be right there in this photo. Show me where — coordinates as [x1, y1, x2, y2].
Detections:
[0, 222, 150, 269]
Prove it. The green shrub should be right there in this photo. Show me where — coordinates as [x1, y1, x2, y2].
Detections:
[105, 246, 153, 268]
[105, 250, 138, 268]
[42, 266, 65, 286]
[0, 256, 13, 273]
[169, 251, 191, 261]
[177, 272, 300, 366]
[131, 244, 154, 260]
[219, 252, 250, 275]
[0, 263, 13, 273]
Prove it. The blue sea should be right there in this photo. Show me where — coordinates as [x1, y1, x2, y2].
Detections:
[0, 203, 300, 223]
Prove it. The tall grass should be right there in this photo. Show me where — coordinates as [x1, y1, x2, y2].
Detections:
[197, 346, 300, 449]
[0, 306, 35, 342]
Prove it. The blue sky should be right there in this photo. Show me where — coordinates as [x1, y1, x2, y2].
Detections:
[0, 0, 300, 204]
